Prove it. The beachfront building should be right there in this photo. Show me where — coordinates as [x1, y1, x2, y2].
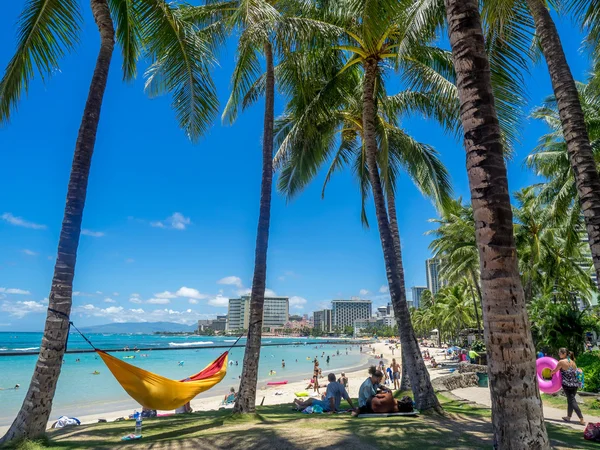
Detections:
[411, 286, 427, 309]
[227, 295, 289, 331]
[354, 317, 384, 337]
[197, 315, 227, 333]
[426, 258, 444, 295]
[332, 299, 372, 329]
[313, 309, 332, 333]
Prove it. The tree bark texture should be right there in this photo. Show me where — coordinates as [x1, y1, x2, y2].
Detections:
[444, 0, 549, 448]
[468, 269, 482, 338]
[233, 41, 275, 414]
[527, 0, 600, 288]
[0, 0, 115, 444]
[362, 58, 440, 413]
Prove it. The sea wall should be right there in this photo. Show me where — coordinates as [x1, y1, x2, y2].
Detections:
[432, 372, 478, 391]
[457, 362, 488, 374]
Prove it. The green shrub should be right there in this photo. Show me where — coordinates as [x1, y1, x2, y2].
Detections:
[577, 351, 600, 392]
[471, 340, 486, 353]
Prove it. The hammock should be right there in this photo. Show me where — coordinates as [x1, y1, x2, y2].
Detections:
[96, 350, 228, 410]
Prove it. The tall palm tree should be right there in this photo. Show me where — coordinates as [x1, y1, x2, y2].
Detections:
[443, 0, 549, 447]
[525, 0, 600, 287]
[0, 0, 218, 443]
[184, 0, 338, 414]
[273, 0, 458, 411]
[427, 199, 482, 337]
[526, 81, 600, 237]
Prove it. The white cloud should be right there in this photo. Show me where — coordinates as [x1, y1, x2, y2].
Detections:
[147, 298, 170, 304]
[104, 298, 116, 303]
[155, 291, 177, 299]
[150, 213, 191, 230]
[265, 288, 277, 297]
[0, 288, 31, 295]
[125, 258, 135, 263]
[112, 292, 119, 296]
[379, 285, 389, 293]
[129, 297, 143, 304]
[359, 289, 369, 296]
[289, 296, 307, 310]
[208, 295, 229, 307]
[130, 293, 140, 298]
[42, 298, 48, 304]
[278, 276, 285, 281]
[217, 276, 243, 288]
[175, 287, 207, 300]
[235, 288, 277, 297]
[81, 229, 105, 237]
[22, 249, 38, 256]
[1, 300, 46, 317]
[1, 213, 46, 230]
[73, 291, 95, 297]
[96, 291, 103, 295]
[188, 299, 199, 304]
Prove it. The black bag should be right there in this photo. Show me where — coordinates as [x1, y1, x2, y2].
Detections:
[398, 396, 414, 413]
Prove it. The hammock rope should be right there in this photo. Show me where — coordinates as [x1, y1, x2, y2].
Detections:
[47, 307, 244, 410]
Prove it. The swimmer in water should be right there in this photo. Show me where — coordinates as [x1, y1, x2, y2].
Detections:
[178, 361, 184, 366]
[0, 384, 20, 390]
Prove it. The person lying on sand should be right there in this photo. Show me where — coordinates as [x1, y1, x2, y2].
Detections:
[294, 373, 356, 413]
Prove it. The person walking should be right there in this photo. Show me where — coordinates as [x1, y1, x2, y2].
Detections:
[550, 348, 585, 425]
[313, 359, 320, 393]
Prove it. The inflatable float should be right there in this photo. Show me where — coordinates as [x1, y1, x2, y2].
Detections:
[267, 380, 288, 386]
[536, 356, 562, 394]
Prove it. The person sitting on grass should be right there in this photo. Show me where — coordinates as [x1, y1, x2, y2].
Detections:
[293, 373, 356, 413]
[338, 372, 348, 388]
[352, 366, 390, 416]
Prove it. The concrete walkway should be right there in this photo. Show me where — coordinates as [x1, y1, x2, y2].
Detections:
[451, 386, 600, 430]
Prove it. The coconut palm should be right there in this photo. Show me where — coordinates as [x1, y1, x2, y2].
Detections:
[427, 199, 482, 336]
[443, 0, 549, 447]
[0, 0, 218, 443]
[526, 81, 600, 244]
[272, 0, 463, 412]
[183, 0, 341, 414]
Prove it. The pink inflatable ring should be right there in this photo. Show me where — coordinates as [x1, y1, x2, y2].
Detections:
[536, 356, 562, 394]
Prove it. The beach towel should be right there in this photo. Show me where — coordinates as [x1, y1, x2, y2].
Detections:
[52, 416, 81, 428]
[358, 411, 419, 418]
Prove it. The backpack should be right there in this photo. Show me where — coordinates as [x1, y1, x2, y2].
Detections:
[398, 396, 414, 413]
[577, 368, 585, 390]
[584, 422, 600, 442]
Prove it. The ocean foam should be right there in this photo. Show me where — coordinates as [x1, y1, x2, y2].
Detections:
[168, 341, 214, 347]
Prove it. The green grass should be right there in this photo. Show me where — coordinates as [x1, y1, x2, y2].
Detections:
[10, 395, 595, 450]
[542, 393, 600, 417]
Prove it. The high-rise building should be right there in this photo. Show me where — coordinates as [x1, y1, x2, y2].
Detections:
[332, 299, 372, 329]
[411, 286, 427, 309]
[227, 295, 289, 330]
[426, 258, 443, 295]
[313, 309, 332, 333]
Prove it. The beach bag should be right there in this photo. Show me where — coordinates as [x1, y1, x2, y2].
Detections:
[398, 396, 414, 413]
[577, 368, 585, 390]
[584, 422, 600, 442]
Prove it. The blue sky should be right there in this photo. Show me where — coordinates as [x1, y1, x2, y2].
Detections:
[0, 4, 593, 331]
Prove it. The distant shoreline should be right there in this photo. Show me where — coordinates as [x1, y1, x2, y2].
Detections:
[0, 339, 369, 357]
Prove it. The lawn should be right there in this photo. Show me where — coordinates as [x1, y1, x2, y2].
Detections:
[542, 393, 600, 417]
[13, 394, 595, 450]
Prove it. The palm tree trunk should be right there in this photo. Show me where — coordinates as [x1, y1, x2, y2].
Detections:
[362, 57, 440, 413]
[233, 41, 275, 415]
[0, 0, 114, 444]
[527, 0, 600, 288]
[444, 0, 549, 447]
[386, 189, 411, 391]
[468, 269, 482, 338]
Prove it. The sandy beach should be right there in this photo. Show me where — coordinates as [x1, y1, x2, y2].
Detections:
[0, 340, 450, 435]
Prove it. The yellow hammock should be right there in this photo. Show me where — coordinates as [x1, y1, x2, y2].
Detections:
[96, 350, 228, 411]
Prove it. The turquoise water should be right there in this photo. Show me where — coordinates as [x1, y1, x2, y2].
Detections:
[0, 333, 367, 425]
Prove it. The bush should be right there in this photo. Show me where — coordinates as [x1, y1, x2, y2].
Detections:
[577, 351, 600, 392]
[471, 340, 486, 353]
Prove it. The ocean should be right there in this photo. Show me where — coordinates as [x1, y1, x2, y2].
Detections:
[0, 333, 369, 426]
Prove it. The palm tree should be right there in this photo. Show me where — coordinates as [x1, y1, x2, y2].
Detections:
[525, 0, 600, 287]
[183, 0, 338, 414]
[526, 81, 600, 238]
[0, 0, 218, 443]
[443, 0, 549, 447]
[428, 199, 482, 336]
[273, 0, 460, 411]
